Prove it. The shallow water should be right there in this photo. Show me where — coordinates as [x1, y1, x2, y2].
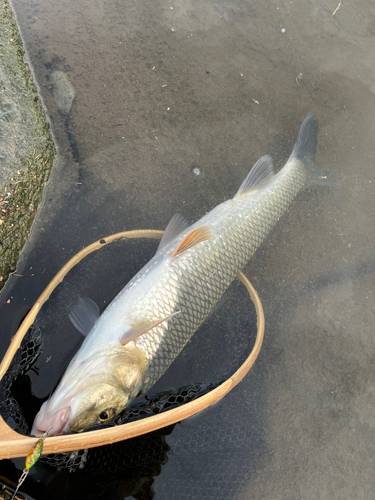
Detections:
[1, 0, 375, 498]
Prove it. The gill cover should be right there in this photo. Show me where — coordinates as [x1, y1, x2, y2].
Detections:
[31, 345, 148, 436]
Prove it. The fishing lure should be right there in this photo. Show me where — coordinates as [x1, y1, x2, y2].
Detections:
[11, 431, 48, 500]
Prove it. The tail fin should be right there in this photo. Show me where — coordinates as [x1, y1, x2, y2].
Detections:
[290, 113, 334, 187]
[291, 112, 318, 166]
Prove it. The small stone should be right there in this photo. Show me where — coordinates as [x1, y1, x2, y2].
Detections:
[50, 70, 76, 113]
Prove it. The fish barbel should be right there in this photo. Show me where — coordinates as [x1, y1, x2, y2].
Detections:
[32, 113, 319, 436]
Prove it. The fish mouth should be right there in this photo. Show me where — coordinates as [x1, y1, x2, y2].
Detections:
[31, 406, 71, 437]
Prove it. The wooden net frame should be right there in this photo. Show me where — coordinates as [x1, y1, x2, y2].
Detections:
[0, 230, 264, 459]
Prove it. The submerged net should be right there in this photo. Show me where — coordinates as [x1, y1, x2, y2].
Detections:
[0, 322, 237, 473]
[0, 238, 256, 480]
[0, 325, 43, 436]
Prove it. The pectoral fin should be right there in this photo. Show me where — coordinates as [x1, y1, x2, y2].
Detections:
[120, 310, 181, 345]
[69, 297, 100, 336]
[171, 226, 212, 257]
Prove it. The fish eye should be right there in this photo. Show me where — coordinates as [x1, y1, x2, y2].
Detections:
[98, 410, 112, 422]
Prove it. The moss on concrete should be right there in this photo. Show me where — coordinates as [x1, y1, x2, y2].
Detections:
[0, 0, 56, 289]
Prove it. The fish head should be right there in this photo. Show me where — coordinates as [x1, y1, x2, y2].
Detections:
[62, 381, 132, 433]
[31, 345, 148, 436]
[31, 402, 71, 437]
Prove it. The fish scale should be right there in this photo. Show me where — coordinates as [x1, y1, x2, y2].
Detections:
[32, 113, 319, 436]
[136, 157, 308, 392]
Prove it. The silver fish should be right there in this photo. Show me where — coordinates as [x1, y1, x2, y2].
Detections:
[32, 113, 319, 436]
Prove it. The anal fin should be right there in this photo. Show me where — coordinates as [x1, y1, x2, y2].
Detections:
[234, 155, 275, 198]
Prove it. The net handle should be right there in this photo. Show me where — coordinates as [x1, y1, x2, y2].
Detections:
[0, 230, 264, 459]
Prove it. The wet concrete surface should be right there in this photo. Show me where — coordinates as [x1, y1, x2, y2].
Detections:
[0, 0, 375, 498]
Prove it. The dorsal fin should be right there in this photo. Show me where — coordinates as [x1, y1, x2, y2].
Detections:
[234, 155, 275, 198]
[156, 214, 190, 255]
[120, 310, 181, 345]
[171, 226, 212, 258]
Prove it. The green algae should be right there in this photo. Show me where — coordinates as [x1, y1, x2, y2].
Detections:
[0, 0, 56, 289]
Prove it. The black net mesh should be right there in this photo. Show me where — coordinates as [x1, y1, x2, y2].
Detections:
[0, 237, 256, 478]
[0, 325, 43, 436]
[38, 384, 218, 472]
[0, 322, 232, 473]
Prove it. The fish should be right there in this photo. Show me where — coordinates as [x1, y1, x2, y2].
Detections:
[31, 113, 320, 437]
